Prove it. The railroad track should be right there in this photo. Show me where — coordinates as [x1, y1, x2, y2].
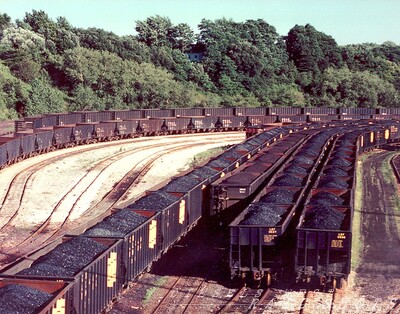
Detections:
[216, 286, 271, 313]
[299, 289, 336, 314]
[150, 276, 206, 314]
[0, 133, 243, 266]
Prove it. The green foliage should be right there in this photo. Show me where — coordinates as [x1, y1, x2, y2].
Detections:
[0, 63, 30, 119]
[286, 24, 342, 75]
[311, 67, 399, 108]
[0, 13, 12, 31]
[135, 15, 194, 51]
[25, 78, 68, 115]
[1, 12, 400, 120]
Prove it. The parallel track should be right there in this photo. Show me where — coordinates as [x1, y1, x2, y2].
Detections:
[0, 133, 243, 266]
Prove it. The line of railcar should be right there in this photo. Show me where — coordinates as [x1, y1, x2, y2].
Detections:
[1, 117, 400, 312]
[227, 120, 400, 289]
[228, 127, 342, 286]
[15, 107, 400, 131]
[3, 106, 400, 170]
[1, 115, 250, 169]
[0, 124, 304, 313]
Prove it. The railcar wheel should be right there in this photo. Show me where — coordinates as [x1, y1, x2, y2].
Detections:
[332, 278, 337, 290]
[266, 273, 272, 287]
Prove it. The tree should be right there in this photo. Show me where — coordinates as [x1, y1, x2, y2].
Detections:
[167, 23, 194, 51]
[0, 13, 12, 32]
[311, 67, 399, 108]
[286, 24, 342, 74]
[23, 10, 79, 54]
[135, 15, 173, 47]
[0, 63, 30, 118]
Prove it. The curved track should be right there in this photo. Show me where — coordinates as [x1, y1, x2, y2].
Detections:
[0, 133, 244, 267]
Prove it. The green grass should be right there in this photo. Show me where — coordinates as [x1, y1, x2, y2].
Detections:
[187, 145, 230, 168]
[381, 153, 400, 232]
[351, 154, 367, 269]
[143, 276, 168, 305]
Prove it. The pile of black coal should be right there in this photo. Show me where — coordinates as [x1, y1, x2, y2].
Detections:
[292, 155, 314, 165]
[285, 164, 308, 174]
[260, 188, 298, 204]
[302, 206, 346, 230]
[318, 176, 349, 189]
[83, 209, 148, 237]
[206, 157, 233, 168]
[239, 203, 288, 226]
[274, 173, 304, 187]
[128, 190, 179, 211]
[0, 284, 53, 313]
[329, 158, 352, 167]
[231, 144, 250, 153]
[309, 191, 345, 206]
[190, 166, 219, 180]
[323, 167, 349, 176]
[18, 237, 107, 277]
[163, 174, 201, 192]
[220, 149, 245, 160]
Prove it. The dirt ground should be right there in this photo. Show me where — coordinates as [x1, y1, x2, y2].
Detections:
[351, 151, 400, 312]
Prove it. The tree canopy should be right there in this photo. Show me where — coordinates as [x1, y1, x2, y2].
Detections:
[0, 11, 399, 120]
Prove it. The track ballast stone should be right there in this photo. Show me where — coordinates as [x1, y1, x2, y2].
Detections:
[0, 284, 53, 314]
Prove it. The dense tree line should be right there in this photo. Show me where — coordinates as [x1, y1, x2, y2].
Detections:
[0, 11, 399, 119]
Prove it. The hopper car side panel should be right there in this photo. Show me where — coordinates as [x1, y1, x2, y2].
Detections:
[0, 144, 7, 168]
[0, 237, 125, 314]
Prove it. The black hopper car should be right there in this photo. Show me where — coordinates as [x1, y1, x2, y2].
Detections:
[0, 123, 305, 313]
[3, 106, 400, 169]
[1, 109, 400, 311]
[227, 121, 400, 288]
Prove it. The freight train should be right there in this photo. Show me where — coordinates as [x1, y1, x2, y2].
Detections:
[224, 121, 400, 289]
[0, 123, 305, 313]
[0, 109, 400, 312]
[2, 106, 400, 170]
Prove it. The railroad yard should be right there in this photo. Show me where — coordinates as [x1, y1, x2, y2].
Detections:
[0, 109, 400, 313]
[0, 132, 245, 267]
[109, 149, 400, 314]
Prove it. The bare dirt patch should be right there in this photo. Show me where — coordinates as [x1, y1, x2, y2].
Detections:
[352, 151, 400, 312]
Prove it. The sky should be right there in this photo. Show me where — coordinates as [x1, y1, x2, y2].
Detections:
[1, 0, 399, 45]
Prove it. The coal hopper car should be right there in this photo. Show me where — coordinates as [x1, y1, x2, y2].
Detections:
[229, 128, 339, 286]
